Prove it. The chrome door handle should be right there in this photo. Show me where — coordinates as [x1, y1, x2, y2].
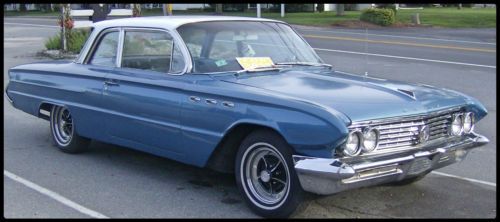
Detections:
[189, 96, 201, 102]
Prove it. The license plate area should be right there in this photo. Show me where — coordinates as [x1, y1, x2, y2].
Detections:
[408, 157, 432, 175]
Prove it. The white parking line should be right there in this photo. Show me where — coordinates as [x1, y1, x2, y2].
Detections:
[4, 170, 109, 219]
[431, 171, 496, 187]
[297, 28, 496, 45]
[4, 22, 59, 28]
[313, 48, 496, 69]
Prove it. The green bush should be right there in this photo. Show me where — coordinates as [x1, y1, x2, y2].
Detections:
[376, 4, 397, 15]
[44, 28, 91, 53]
[360, 8, 396, 26]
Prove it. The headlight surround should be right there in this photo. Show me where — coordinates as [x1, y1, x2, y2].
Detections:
[342, 131, 362, 156]
[362, 127, 379, 152]
[450, 113, 464, 136]
[463, 112, 475, 134]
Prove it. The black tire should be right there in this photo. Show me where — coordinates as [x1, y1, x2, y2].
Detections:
[50, 105, 90, 153]
[235, 129, 303, 218]
[390, 172, 429, 186]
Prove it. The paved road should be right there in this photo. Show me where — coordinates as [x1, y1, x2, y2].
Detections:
[3, 17, 496, 218]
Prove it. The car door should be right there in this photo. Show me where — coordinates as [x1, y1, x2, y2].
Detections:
[76, 28, 121, 142]
[100, 28, 188, 159]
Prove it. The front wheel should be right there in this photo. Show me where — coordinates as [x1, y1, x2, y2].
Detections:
[235, 130, 303, 218]
[50, 105, 90, 153]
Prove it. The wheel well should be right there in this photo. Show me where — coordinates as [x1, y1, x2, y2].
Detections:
[206, 124, 284, 174]
[38, 103, 54, 121]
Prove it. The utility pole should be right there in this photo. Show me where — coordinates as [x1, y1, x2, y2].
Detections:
[257, 4, 261, 18]
[61, 4, 66, 52]
[281, 4, 285, 17]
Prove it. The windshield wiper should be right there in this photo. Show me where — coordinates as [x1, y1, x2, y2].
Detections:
[235, 66, 283, 74]
[234, 62, 332, 74]
[275, 62, 332, 67]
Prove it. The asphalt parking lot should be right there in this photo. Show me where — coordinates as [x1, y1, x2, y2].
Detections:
[3, 17, 496, 218]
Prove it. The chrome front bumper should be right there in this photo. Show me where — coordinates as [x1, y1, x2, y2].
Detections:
[293, 133, 489, 195]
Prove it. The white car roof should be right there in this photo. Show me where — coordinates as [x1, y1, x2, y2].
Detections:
[92, 15, 285, 31]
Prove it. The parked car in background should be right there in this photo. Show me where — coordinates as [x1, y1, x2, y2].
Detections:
[5, 16, 489, 218]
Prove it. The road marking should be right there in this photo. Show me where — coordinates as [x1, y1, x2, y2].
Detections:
[297, 28, 496, 45]
[4, 170, 109, 218]
[4, 22, 59, 28]
[313, 48, 496, 69]
[304, 35, 496, 53]
[431, 171, 496, 187]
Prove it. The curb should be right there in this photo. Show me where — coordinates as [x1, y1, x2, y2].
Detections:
[37, 50, 78, 60]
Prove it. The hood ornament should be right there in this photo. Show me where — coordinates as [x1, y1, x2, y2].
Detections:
[397, 88, 417, 100]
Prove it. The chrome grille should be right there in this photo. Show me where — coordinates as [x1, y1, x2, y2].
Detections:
[349, 108, 462, 154]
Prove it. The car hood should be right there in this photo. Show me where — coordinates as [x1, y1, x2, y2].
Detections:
[216, 68, 470, 122]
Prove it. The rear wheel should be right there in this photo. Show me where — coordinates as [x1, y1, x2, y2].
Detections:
[235, 130, 303, 218]
[50, 105, 90, 153]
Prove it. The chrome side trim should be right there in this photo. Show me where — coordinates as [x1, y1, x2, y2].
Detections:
[189, 96, 201, 102]
[5, 91, 13, 104]
[293, 133, 488, 195]
[222, 101, 234, 108]
[205, 99, 217, 105]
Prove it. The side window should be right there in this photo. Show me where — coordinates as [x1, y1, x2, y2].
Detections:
[89, 31, 119, 67]
[121, 30, 185, 74]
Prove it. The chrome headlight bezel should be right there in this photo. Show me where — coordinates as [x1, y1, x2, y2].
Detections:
[450, 113, 464, 136]
[342, 130, 362, 157]
[362, 127, 380, 152]
[463, 112, 475, 134]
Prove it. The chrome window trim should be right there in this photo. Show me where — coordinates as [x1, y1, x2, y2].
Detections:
[78, 26, 192, 75]
[116, 28, 125, 68]
[74, 27, 96, 64]
[119, 27, 189, 75]
[82, 28, 121, 67]
[169, 39, 175, 73]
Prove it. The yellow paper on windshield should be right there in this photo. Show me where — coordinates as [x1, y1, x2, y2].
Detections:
[236, 57, 274, 70]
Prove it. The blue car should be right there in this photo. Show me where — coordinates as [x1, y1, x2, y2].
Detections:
[5, 16, 489, 217]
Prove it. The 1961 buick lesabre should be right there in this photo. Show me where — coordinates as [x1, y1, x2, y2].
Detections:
[5, 16, 489, 217]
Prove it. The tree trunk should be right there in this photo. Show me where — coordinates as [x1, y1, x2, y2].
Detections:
[132, 4, 141, 17]
[336, 4, 345, 16]
[215, 4, 223, 15]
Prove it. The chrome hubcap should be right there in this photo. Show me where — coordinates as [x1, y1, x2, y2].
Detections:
[241, 143, 290, 209]
[260, 170, 271, 183]
[51, 107, 73, 146]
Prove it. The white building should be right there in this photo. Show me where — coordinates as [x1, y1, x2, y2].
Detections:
[323, 4, 373, 11]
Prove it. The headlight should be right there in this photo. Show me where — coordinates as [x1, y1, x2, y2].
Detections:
[450, 113, 464, 136]
[342, 131, 362, 156]
[362, 127, 379, 152]
[463, 112, 475, 134]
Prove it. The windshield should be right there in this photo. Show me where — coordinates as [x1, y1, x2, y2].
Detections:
[177, 21, 323, 73]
